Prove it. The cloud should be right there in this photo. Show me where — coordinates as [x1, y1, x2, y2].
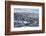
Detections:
[14, 8, 39, 14]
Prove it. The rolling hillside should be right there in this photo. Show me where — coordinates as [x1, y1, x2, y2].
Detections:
[14, 13, 39, 27]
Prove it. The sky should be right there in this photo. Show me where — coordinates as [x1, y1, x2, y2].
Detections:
[14, 8, 39, 14]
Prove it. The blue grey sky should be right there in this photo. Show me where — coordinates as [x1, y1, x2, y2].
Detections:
[14, 8, 39, 14]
